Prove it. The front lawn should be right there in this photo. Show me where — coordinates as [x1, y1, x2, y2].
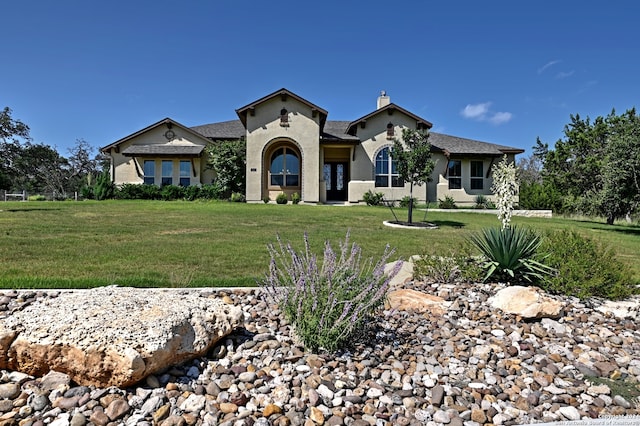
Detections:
[0, 200, 638, 288]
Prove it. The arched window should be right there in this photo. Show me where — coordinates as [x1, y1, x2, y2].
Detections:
[375, 147, 403, 187]
[270, 147, 299, 187]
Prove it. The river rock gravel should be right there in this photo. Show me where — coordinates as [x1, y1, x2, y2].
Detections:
[0, 280, 639, 426]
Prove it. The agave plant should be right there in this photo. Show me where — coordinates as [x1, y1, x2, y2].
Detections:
[469, 225, 555, 283]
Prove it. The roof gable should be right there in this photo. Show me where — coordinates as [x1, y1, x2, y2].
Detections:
[100, 118, 211, 153]
[235, 88, 328, 129]
[346, 103, 433, 136]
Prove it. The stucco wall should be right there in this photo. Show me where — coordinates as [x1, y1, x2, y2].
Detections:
[244, 97, 322, 203]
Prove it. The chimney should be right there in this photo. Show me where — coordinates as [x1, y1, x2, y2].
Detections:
[377, 90, 390, 109]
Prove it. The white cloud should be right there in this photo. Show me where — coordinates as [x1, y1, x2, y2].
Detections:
[461, 102, 491, 119]
[489, 112, 513, 125]
[555, 70, 575, 79]
[461, 102, 512, 126]
[538, 60, 561, 74]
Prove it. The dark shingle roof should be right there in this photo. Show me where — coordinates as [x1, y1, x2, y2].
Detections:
[189, 119, 523, 155]
[190, 120, 245, 139]
[121, 145, 205, 157]
[429, 133, 524, 155]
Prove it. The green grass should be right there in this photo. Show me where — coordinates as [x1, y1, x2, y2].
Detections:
[0, 200, 638, 288]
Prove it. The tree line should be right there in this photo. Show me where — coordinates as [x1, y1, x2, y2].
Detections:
[518, 108, 639, 224]
[0, 107, 106, 199]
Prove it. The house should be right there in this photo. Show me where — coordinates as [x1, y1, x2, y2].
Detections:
[101, 88, 524, 205]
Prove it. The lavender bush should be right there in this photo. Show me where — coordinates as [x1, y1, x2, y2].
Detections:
[260, 231, 401, 352]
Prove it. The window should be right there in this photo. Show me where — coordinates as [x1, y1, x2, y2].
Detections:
[280, 108, 289, 127]
[270, 147, 299, 187]
[143, 160, 155, 185]
[471, 160, 484, 190]
[161, 160, 173, 186]
[386, 123, 394, 140]
[375, 147, 403, 187]
[179, 160, 190, 186]
[448, 160, 462, 189]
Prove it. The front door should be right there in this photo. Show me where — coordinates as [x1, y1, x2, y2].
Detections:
[324, 162, 348, 201]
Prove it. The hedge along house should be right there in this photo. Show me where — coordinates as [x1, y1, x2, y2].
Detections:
[102, 88, 524, 204]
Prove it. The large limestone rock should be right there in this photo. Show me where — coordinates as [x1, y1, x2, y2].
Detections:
[385, 289, 450, 316]
[488, 286, 564, 319]
[0, 286, 243, 388]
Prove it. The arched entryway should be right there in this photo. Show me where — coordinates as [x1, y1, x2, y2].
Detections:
[264, 140, 302, 201]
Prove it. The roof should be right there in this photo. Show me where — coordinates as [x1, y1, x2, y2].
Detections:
[100, 117, 211, 153]
[346, 103, 433, 136]
[235, 88, 328, 129]
[188, 119, 523, 154]
[121, 144, 205, 157]
[429, 133, 525, 156]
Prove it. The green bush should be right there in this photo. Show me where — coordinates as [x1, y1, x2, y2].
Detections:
[291, 192, 301, 204]
[276, 193, 288, 204]
[183, 185, 202, 201]
[260, 232, 399, 352]
[469, 226, 555, 284]
[399, 196, 417, 208]
[474, 194, 489, 209]
[230, 192, 245, 202]
[539, 230, 638, 300]
[161, 185, 184, 201]
[414, 247, 484, 284]
[362, 190, 385, 206]
[199, 183, 224, 200]
[438, 195, 457, 209]
[27, 195, 46, 201]
[262, 195, 271, 204]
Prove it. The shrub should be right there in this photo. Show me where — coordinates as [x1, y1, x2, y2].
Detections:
[260, 232, 400, 352]
[539, 229, 637, 300]
[414, 247, 484, 284]
[183, 185, 202, 201]
[262, 195, 271, 204]
[438, 196, 457, 209]
[94, 169, 115, 200]
[230, 192, 245, 202]
[199, 183, 224, 200]
[362, 190, 384, 206]
[27, 195, 46, 201]
[469, 225, 555, 284]
[140, 184, 161, 200]
[291, 192, 301, 204]
[474, 194, 489, 209]
[400, 196, 417, 208]
[80, 185, 94, 200]
[161, 185, 184, 201]
[276, 193, 288, 204]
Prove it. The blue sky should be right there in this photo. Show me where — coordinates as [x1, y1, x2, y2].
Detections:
[2, 1, 638, 157]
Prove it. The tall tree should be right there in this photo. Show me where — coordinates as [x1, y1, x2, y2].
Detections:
[599, 108, 640, 224]
[0, 107, 31, 190]
[392, 128, 435, 224]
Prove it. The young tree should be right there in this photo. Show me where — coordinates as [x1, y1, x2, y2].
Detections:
[206, 140, 246, 198]
[392, 128, 435, 223]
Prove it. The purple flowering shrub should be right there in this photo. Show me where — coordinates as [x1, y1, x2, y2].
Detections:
[260, 231, 401, 352]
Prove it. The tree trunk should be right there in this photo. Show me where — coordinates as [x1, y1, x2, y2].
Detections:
[408, 183, 414, 224]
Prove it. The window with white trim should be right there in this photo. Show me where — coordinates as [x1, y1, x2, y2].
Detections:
[270, 147, 299, 187]
[179, 160, 190, 186]
[143, 160, 155, 185]
[161, 160, 173, 186]
[375, 147, 403, 187]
